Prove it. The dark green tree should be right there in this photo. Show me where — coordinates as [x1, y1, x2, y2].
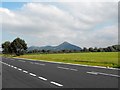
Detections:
[89, 47, 94, 52]
[11, 37, 27, 56]
[93, 47, 98, 52]
[2, 41, 12, 54]
[82, 47, 88, 52]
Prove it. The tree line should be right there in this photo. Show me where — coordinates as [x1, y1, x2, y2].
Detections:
[27, 45, 120, 54]
[2, 37, 27, 56]
[2, 37, 120, 56]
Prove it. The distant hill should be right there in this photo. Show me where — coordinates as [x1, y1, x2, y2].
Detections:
[28, 42, 81, 51]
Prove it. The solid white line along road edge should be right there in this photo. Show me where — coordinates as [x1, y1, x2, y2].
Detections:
[38, 76, 47, 81]
[13, 57, 120, 71]
[50, 81, 63, 87]
[87, 71, 120, 78]
[29, 73, 37, 77]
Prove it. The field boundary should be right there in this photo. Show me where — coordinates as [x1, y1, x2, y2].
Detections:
[13, 57, 120, 71]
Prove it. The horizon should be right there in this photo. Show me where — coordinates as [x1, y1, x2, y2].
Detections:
[1, 1, 118, 48]
[28, 41, 118, 49]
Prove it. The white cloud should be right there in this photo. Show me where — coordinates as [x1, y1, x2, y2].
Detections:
[1, 2, 118, 47]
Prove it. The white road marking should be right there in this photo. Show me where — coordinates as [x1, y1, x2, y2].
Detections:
[57, 66, 69, 70]
[98, 72, 120, 78]
[23, 70, 28, 73]
[13, 67, 17, 69]
[29, 73, 36, 77]
[11, 59, 14, 60]
[11, 65, 14, 68]
[18, 68, 22, 71]
[57, 66, 78, 71]
[34, 62, 39, 64]
[50, 81, 63, 87]
[3, 62, 8, 65]
[0, 60, 64, 87]
[87, 71, 120, 77]
[34, 62, 45, 66]
[38, 76, 47, 81]
[87, 71, 98, 75]
[70, 69, 78, 71]
[14, 57, 120, 70]
[30, 62, 34, 64]
[19, 60, 25, 62]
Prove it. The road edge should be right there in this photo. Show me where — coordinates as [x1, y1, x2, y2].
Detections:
[12, 57, 120, 71]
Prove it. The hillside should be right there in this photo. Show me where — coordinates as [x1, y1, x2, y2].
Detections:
[28, 42, 81, 51]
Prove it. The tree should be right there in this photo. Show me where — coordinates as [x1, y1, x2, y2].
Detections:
[89, 47, 94, 52]
[2, 41, 12, 54]
[11, 37, 27, 56]
[97, 48, 104, 52]
[107, 46, 116, 52]
[93, 47, 97, 52]
[82, 47, 88, 52]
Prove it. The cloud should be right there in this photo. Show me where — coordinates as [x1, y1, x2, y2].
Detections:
[1, 2, 118, 47]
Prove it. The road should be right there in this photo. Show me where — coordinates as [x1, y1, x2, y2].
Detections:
[0, 57, 119, 88]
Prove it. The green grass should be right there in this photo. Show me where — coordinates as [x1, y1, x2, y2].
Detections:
[15, 52, 120, 68]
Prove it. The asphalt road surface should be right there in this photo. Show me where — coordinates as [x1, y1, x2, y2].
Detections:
[0, 57, 119, 88]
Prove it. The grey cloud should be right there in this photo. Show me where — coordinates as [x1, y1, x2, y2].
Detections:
[1, 2, 118, 47]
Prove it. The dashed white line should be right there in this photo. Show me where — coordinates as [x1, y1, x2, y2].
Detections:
[70, 69, 78, 71]
[19, 60, 25, 62]
[98, 72, 120, 78]
[87, 71, 120, 77]
[13, 66, 17, 69]
[23, 70, 28, 73]
[30, 62, 34, 64]
[1, 61, 64, 87]
[57, 66, 78, 71]
[38, 76, 47, 81]
[17, 68, 22, 71]
[29, 73, 37, 77]
[11, 59, 14, 60]
[11, 65, 14, 68]
[87, 71, 98, 75]
[34, 62, 45, 66]
[57, 66, 69, 70]
[50, 81, 63, 87]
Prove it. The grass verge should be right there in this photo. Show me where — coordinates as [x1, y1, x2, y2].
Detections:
[14, 52, 120, 68]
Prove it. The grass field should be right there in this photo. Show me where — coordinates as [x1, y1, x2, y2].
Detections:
[15, 52, 120, 68]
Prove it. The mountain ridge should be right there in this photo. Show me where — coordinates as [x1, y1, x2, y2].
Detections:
[28, 42, 81, 51]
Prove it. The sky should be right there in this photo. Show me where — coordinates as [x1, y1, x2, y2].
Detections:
[0, 1, 118, 48]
